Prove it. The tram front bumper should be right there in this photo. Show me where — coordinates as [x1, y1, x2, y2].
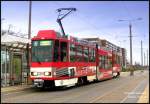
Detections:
[33, 79, 44, 88]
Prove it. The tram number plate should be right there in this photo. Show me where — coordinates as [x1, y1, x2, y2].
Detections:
[34, 79, 43, 82]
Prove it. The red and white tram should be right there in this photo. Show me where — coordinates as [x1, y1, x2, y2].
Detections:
[30, 30, 121, 88]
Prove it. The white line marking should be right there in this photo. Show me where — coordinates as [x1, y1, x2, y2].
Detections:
[89, 81, 131, 103]
[120, 79, 147, 103]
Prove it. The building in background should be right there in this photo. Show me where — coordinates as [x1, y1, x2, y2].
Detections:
[83, 38, 127, 68]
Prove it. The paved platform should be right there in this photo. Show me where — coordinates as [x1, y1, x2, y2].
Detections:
[1, 84, 32, 93]
[137, 85, 149, 103]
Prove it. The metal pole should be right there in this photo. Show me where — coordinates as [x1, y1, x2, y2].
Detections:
[129, 23, 133, 76]
[4, 47, 7, 86]
[129, 23, 132, 66]
[144, 52, 145, 67]
[147, 49, 148, 67]
[96, 44, 98, 81]
[28, 1, 32, 39]
[27, 1, 32, 84]
[118, 18, 142, 73]
[141, 40, 143, 66]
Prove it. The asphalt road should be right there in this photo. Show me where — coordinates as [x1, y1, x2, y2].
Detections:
[1, 70, 149, 103]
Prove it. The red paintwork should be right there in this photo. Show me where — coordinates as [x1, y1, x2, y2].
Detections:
[31, 62, 96, 67]
[99, 68, 113, 79]
[98, 49, 108, 55]
[30, 29, 121, 83]
[113, 64, 121, 72]
[30, 73, 96, 80]
[113, 64, 120, 67]
[30, 76, 78, 80]
[32, 30, 57, 40]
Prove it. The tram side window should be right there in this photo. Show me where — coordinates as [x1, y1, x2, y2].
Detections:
[100, 55, 105, 69]
[113, 54, 116, 64]
[93, 49, 96, 62]
[115, 55, 119, 64]
[76, 45, 83, 62]
[115, 54, 119, 64]
[108, 56, 112, 69]
[89, 48, 95, 62]
[105, 56, 108, 69]
[118, 56, 120, 64]
[54, 40, 59, 62]
[116, 55, 118, 64]
[83, 47, 89, 62]
[60, 42, 67, 62]
[99, 56, 101, 68]
[70, 43, 76, 62]
[89, 48, 92, 62]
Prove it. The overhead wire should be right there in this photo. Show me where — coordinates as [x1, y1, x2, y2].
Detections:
[51, 1, 116, 38]
[77, 10, 116, 37]
[51, 1, 129, 48]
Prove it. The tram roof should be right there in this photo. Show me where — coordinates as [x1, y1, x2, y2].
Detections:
[32, 30, 96, 47]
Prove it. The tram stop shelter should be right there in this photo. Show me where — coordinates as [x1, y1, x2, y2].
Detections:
[1, 31, 31, 87]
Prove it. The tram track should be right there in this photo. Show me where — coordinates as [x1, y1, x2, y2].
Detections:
[1, 71, 148, 103]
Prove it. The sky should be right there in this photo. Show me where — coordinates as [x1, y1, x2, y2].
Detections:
[1, 1, 149, 65]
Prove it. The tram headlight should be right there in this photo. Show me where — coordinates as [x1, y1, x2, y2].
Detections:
[31, 72, 38, 76]
[33, 72, 38, 76]
[44, 72, 51, 76]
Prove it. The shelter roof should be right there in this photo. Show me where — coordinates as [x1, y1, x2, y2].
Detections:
[1, 31, 31, 52]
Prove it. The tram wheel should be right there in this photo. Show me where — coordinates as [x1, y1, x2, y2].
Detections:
[113, 72, 119, 78]
[116, 72, 120, 77]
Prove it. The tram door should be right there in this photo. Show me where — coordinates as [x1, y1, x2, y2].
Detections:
[12, 55, 22, 85]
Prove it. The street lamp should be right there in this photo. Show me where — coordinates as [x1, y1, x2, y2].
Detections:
[118, 18, 142, 76]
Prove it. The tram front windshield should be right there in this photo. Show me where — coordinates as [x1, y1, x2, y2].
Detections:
[32, 40, 53, 62]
